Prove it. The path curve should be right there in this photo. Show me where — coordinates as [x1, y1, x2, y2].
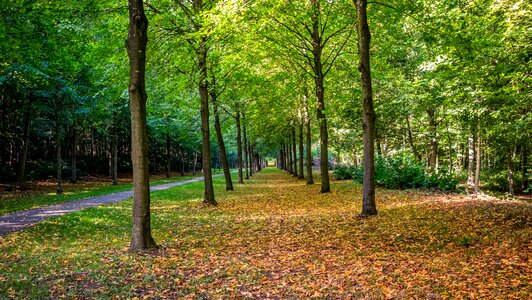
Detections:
[0, 174, 225, 236]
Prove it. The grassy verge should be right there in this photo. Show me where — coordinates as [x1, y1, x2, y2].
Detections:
[0, 168, 530, 299]
[0, 170, 226, 215]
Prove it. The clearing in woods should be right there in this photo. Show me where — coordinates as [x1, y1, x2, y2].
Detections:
[0, 168, 530, 298]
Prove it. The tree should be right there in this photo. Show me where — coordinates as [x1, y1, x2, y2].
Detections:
[126, 0, 157, 250]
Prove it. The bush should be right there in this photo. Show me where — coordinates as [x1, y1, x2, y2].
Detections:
[333, 164, 357, 180]
[348, 151, 459, 192]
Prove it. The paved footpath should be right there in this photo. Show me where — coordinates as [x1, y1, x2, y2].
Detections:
[0, 174, 222, 236]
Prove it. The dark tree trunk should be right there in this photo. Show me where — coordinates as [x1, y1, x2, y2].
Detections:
[298, 120, 304, 179]
[406, 116, 420, 161]
[311, 0, 330, 193]
[197, 36, 216, 205]
[71, 126, 77, 182]
[287, 137, 293, 174]
[126, 0, 157, 250]
[292, 125, 298, 177]
[180, 148, 185, 176]
[192, 150, 197, 175]
[467, 129, 475, 186]
[243, 117, 249, 180]
[55, 102, 63, 195]
[248, 142, 253, 177]
[236, 110, 244, 184]
[166, 131, 171, 178]
[112, 124, 118, 185]
[522, 144, 528, 191]
[508, 147, 514, 196]
[17, 104, 31, 187]
[427, 108, 438, 170]
[210, 89, 233, 191]
[304, 93, 314, 184]
[474, 124, 481, 194]
[356, 0, 377, 216]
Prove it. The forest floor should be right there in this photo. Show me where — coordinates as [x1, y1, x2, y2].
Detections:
[1, 168, 530, 299]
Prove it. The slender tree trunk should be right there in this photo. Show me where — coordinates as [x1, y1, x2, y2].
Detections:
[236, 110, 244, 184]
[71, 126, 77, 182]
[292, 125, 298, 177]
[17, 104, 31, 187]
[287, 137, 293, 174]
[248, 142, 253, 177]
[211, 93, 233, 191]
[427, 108, 438, 170]
[55, 102, 63, 195]
[166, 131, 171, 178]
[243, 117, 249, 180]
[180, 148, 185, 176]
[298, 119, 304, 179]
[521, 144, 528, 192]
[304, 93, 314, 184]
[474, 124, 481, 194]
[197, 36, 216, 205]
[508, 147, 514, 196]
[356, 0, 377, 216]
[467, 129, 475, 186]
[406, 115, 420, 161]
[447, 129, 453, 173]
[112, 125, 118, 185]
[192, 150, 197, 175]
[311, 0, 330, 193]
[126, 0, 157, 250]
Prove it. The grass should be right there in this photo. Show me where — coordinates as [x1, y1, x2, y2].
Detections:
[0, 168, 530, 299]
[0, 170, 226, 215]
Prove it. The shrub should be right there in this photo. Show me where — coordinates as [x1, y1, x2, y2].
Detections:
[350, 151, 459, 192]
[333, 164, 357, 180]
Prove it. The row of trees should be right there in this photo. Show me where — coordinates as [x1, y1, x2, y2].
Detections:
[2, 0, 529, 249]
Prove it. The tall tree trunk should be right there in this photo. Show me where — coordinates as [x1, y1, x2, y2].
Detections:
[71, 126, 77, 182]
[287, 137, 293, 174]
[508, 147, 514, 196]
[522, 144, 528, 192]
[427, 108, 438, 170]
[211, 91, 233, 191]
[304, 93, 314, 184]
[298, 119, 304, 179]
[166, 131, 171, 178]
[356, 0, 377, 216]
[311, 0, 330, 193]
[474, 124, 481, 194]
[192, 150, 197, 175]
[236, 110, 244, 184]
[447, 128, 453, 173]
[243, 117, 249, 180]
[248, 142, 253, 177]
[180, 148, 185, 176]
[292, 125, 298, 177]
[112, 124, 118, 185]
[17, 104, 31, 187]
[406, 115, 420, 161]
[197, 36, 216, 205]
[467, 129, 475, 186]
[55, 102, 63, 195]
[126, 0, 157, 250]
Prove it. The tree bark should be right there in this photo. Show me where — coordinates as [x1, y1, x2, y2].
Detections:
[192, 150, 197, 175]
[211, 89, 233, 191]
[112, 124, 118, 185]
[508, 147, 514, 196]
[166, 130, 171, 178]
[311, 0, 330, 193]
[17, 103, 31, 187]
[356, 0, 377, 216]
[197, 36, 216, 205]
[406, 115, 420, 161]
[243, 116, 249, 180]
[304, 93, 314, 184]
[427, 108, 438, 170]
[467, 129, 475, 186]
[55, 101, 63, 195]
[236, 109, 244, 184]
[521, 144, 528, 192]
[292, 125, 298, 177]
[298, 118, 304, 179]
[71, 126, 77, 182]
[474, 124, 481, 194]
[126, 0, 157, 250]
[248, 142, 253, 177]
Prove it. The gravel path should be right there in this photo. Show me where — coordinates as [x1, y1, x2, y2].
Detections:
[0, 174, 223, 236]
